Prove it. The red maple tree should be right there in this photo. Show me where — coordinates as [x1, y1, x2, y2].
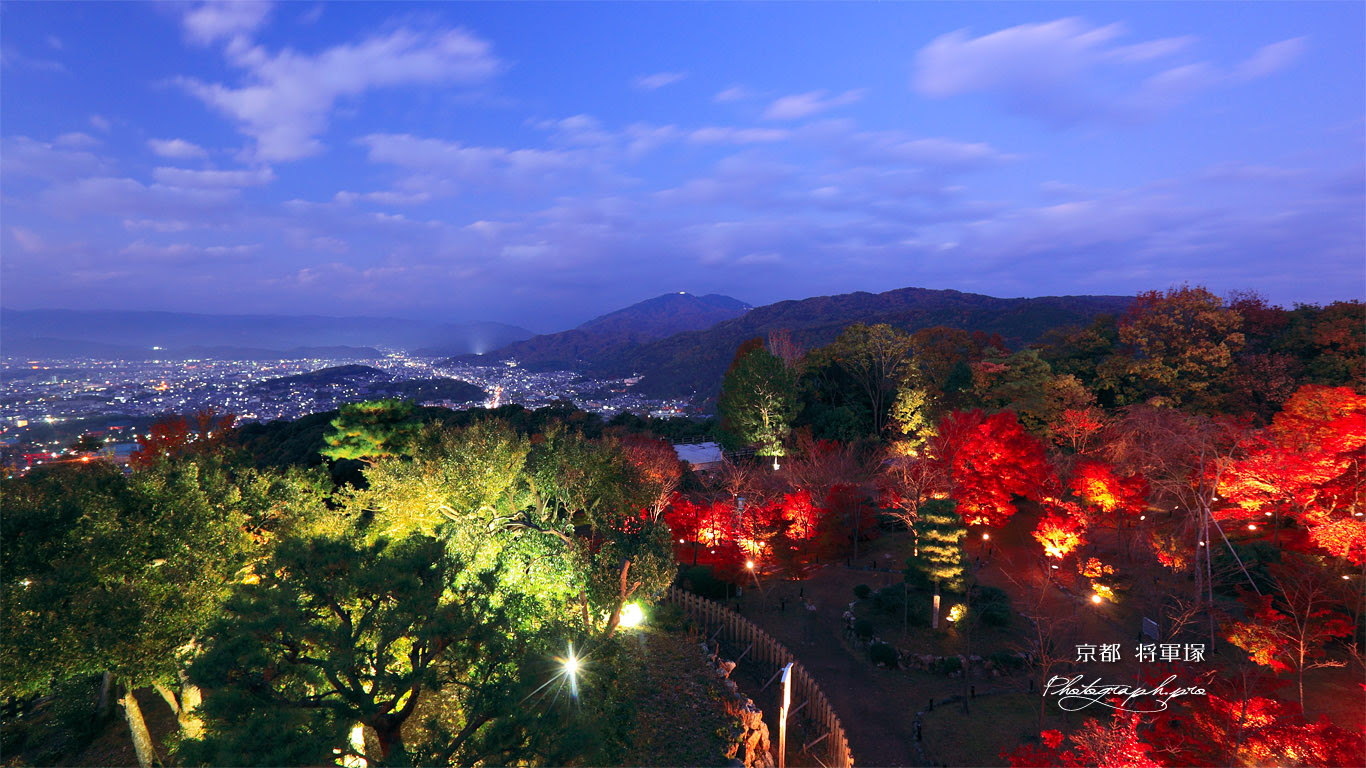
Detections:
[933, 409, 1055, 527]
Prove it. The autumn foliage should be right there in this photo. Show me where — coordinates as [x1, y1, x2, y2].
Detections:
[933, 409, 1054, 527]
[132, 407, 236, 467]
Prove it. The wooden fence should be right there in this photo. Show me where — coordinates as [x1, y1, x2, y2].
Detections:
[663, 586, 855, 768]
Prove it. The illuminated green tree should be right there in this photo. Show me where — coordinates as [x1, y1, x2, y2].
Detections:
[828, 323, 916, 435]
[177, 533, 567, 767]
[913, 498, 967, 593]
[1, 458, 329, 767]
[320, 399, 419, 461]
[718, 339, 797, 456]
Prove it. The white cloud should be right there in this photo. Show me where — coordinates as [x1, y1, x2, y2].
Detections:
[913, 18, 1308, 125]
[148, 138, 210, 159]
[120, 239, 260, 262]
[762, 89, 866, 121]
[53, 132, 101, 149]
[688, 127, 790, 144]
[182, 27, 501, 161]
[361, 134, 581, 175]
[914, 19, 1125, 98]
[714, 85, 752, 103]
[153, 166, 275, 188]
[634, 71, 687, 90]
[89, 114, 112, 132]
[1, 136, 106, 180]
[1234, 37, 1306, 81]
[182, 1, 273, 45]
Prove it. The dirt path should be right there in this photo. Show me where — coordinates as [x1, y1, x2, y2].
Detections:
[737, 566, 929, 768]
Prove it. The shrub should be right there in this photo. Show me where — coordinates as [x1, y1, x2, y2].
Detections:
[853, 618, 875, 641]
[853, 584, 872, 600]
[936, 656, 963, 674]
[989, 651, 1026, 672]
[869, 643, 899, 668]
[971, 585, 1010, 606]
[681, 565, 727, 600]
[979, 601, 1012, 628]
[873, 585, 903, 614]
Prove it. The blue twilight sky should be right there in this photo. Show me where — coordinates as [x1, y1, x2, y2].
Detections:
[2, 1, 1362, 331]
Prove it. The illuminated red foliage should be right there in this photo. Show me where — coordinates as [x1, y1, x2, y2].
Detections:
[1052, 406, 1107, 454]
[132, 407, 235, 467]
[932, 409, 1055, 527]
[1003, 709, 1161, 768]
[1033, 506, 1086, 559]
[1221, 384, 1366, 563]
[1151, 694, 1366, 767]
[1070, 459, 1149, 526]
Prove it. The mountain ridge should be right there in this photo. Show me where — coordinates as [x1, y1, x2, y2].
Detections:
[448, 292, 752, 369]
[584, 287, 1133, 398]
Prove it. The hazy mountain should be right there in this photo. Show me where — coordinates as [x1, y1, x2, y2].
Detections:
[252, 364, 485, 403]
[0, 309, 533, 359]
[586, 287, 1133, 398]
[448, 292, 751, 369]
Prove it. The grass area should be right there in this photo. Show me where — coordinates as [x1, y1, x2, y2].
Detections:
[624, 605, 739, 767]
[918, 690, 1082, 767]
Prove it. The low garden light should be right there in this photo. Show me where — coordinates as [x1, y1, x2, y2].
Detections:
[562, 643, 581, 688]
[946, 604, 965, 623]
[1091, 594, 1103, 604]
[1247, 524, 1257, 531]
[619, 602, 644, 628]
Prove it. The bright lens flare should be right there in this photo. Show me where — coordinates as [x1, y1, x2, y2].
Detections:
[619, 602, 644, 628]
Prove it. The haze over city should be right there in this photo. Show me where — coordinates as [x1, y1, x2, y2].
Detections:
[3, 1, 1362, 331]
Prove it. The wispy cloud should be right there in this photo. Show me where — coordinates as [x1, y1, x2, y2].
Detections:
[181, 1, 273, 45]
[148, 138, 210, 159]
[152, 166, 275, 188]
[634, 71, 687, 90]
[913, 18, 1307, 125]
[181, 27, 502, 161]
[762, 89, 865, 121]
[714, 85, 752, 103]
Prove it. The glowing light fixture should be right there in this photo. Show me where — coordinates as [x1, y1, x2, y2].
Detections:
[746, 560, 754, 570]
[1091, 594, 1103, 604]
[1247, 524, 1257, 531]
[982, 533, 990, 541]
[619, 602, 644, 628]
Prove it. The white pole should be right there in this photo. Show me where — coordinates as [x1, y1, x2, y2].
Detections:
[779, 663, 793, 768]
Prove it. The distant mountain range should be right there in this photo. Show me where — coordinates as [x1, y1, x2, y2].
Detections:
[587, 287, 1132, 398]
[0, 309, 533, 360]
[450, 292, 752, 369]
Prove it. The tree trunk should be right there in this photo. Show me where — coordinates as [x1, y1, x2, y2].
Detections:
[120, 685, 157, 768]
[177, 669, 204, 739]
[153, 683, 180, 717]
[374, 719, 404, 763]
